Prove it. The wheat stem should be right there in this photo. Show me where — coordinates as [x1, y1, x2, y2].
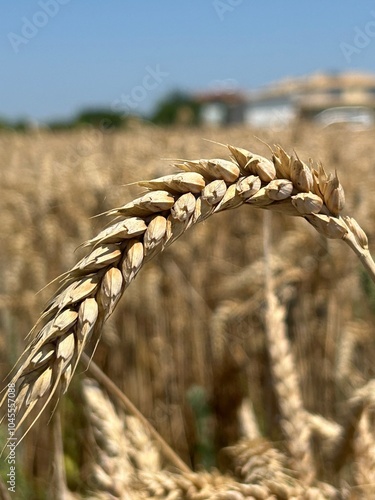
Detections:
[49, 410, 70, 500]
[343, 230, 375, 283]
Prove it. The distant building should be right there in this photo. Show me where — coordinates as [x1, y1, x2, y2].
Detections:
[197, 72, 375, 128]
[195, 90, 247, 126]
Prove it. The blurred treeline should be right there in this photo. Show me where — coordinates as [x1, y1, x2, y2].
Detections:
[0, 91, 201, 131]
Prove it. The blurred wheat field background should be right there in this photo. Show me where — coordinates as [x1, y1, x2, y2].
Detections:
[1, 123, 375, 498]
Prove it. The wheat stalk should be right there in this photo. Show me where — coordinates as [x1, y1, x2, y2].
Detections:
[0, 477, 12, 500]
[2, 142, 374, 443]
[238, 398, 261, 441]
[47, 410, 81, 500]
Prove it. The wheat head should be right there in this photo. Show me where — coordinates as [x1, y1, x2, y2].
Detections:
[1, 142, 374, 443]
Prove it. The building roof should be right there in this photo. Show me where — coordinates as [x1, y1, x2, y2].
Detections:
[249, 71, 375, 99]
[194, 90, 247, 105]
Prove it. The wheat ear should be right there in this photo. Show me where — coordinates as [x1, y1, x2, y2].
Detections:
[263, 211, 315, 483]
[2, 142, 375, 442]
[82, 378, 142, 498]
[225, 438, 342, 499]
[135, 469, 270, 500]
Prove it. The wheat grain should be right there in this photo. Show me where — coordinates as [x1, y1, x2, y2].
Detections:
[2, 142, 375, 444]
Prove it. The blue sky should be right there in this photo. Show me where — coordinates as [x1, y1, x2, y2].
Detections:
[1, 1, 375, 123]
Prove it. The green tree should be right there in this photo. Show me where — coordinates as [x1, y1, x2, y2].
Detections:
[151, 91, 201, 125]
[74, 109, 125, 129]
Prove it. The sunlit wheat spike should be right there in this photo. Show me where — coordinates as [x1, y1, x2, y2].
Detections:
[224, 438, 304, 498]
[83, 377, 170, 497]
[224, 438, 340, 499]
[264, 288, 315, 482]
[2, 142, 375, 442]
[135, 469, 270, 499]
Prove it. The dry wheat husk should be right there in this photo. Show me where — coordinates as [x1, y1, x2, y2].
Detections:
[1, 142, 375, 443]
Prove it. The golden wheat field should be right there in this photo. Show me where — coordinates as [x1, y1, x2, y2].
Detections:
[1, 123, 375, 499]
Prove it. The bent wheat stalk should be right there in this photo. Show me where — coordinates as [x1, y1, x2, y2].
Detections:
[2, 142, 375, 442]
